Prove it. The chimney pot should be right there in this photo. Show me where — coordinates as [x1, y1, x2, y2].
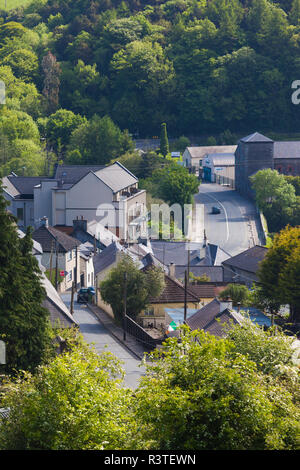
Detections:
[169, 262, 175, 279]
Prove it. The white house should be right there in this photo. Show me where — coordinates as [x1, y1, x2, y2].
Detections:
[183, 145, 237, 176]
[32, 218, 81, 292]
[2, 162, 147, 242]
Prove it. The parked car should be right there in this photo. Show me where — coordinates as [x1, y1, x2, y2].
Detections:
[211, 206, 221, 214]
[77, 287, 96, 303]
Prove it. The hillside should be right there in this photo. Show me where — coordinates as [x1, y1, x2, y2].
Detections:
[1, 0, 300, 175]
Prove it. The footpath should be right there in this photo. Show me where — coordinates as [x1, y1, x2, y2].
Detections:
[87, 303, 147, 360]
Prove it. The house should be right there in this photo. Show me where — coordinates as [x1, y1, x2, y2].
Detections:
[2, 162, 147, 242]
[78, 242, 95, 288]
[32, 218, 81, 292]
[138, 258, 201, 328]
[150, 240, 229, 269]
[222, 245, 268, 287]
[50, 162, 147, 240]
[185, 298, 244, 338]
[41, 273, 78, 328]
[17, 227, 77, 327]
[183, 145, 237, 176]
[175, 265, 224, 282]
[202, 153, 235, 186]
[235, 132, 300, 199]
[94, 241, 142, 314]
[2, 175, 54, 229]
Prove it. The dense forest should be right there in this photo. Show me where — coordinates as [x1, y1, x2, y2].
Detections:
[2, 0, 300, 174]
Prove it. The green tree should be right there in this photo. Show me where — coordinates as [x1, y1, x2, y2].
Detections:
[219, 283, 250, 306]
[42, 51, 61, 115]
[134, 327, 300, 450]
[44, 109, 86, 153]
[0, 343, 134, 450]
[0, 191, 52, 373]
[100, 255, 165, 323]
[154, 164, 199, 206]
[160, 122, 169, 157]
[250, 169, 297, 232]
[258, 225, 300, 322]
[67, 114, 133, 165]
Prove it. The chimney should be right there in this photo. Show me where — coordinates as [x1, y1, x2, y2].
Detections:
[219, 297, 233, 313]
[169, 262, 175, 279]
[73, 217, 87, 233]
[203, 229, 207, 247]
[41, 216, 49, 228]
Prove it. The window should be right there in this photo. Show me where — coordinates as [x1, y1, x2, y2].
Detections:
[17, 208, 24, 221]
[199, 159, 203, 167]
[144, 307, 154, 316]
[67, 251, 72, 261]
[67, 270, 72, 282]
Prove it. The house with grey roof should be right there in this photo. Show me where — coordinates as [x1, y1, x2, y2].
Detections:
[32, 218, 81, 292]
[222, 245, 268, 287]
[93, 241, 142, 315]
[185, 298, 244, 338]
[183, 145, 237, 176]
[2, 162, 147, 242]
[41, 273, 78, 328]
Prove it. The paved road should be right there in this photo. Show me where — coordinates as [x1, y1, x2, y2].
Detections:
[61, 294, 145, 390]
[195, 183, 262, 257]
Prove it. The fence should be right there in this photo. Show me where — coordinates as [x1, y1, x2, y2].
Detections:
[124, 315, 163, 350]
[214, 174, 235, 189]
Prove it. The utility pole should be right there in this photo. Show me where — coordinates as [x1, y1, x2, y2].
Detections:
[70, 281, 75, 315]
[75, 245, 78, 291]
[123, 272, 127, 341]
[187, 245, 190, 283]
[49, 240, 54, 284]
[55, 238, 58, 291]
[184, 269, 188, 323]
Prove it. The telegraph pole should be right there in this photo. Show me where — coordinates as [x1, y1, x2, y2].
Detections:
[123, 272, 127, 341]
[184, 269, 188, 323]
[70, 281, 75, 315]
[55, 239, 58, 291]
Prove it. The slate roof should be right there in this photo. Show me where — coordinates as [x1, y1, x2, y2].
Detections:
[17, 229, 43, 256]
[151, 241, 223, 267]
[186, 299, 243, 337]
[94, 162, 138, 193]
[222, 245, 268, 274]
[141, 252, 167, 272]
[188, 283, 229, 299]
[148, 274, 200, 304]
[54, 164, 105, 184]
[41, 274, 78, 327]
[274, 141, 300, 159]
[186, 146, 237, 160]
[3, 176, 54, 198]
[175, 265, 224, 282]
[240, 132, 273, 143]
[32, 225, 81, 253]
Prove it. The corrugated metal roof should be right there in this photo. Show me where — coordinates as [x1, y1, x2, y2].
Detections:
[187, 146, 237, 160]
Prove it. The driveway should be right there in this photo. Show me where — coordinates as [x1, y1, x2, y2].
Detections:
[61, 293, 145, 389]
[195, 183, 263, 257]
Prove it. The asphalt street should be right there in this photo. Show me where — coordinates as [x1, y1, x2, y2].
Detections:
[195, 182, 262, 257]
[61, 293, 145, 389]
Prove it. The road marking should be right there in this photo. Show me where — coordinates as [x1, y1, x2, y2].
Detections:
[198, 189, 230, 243]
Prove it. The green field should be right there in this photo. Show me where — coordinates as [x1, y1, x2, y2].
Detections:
[2, 0, 31, 9]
